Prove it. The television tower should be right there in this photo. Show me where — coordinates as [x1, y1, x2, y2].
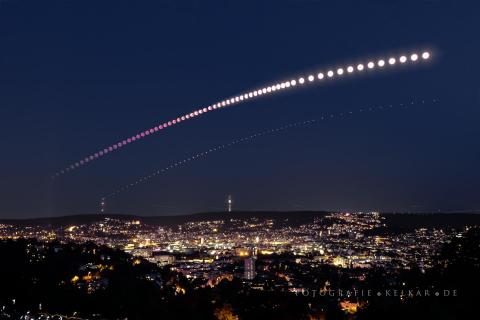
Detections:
[227, 195, 233, 212]
[100, 197, 106, 214]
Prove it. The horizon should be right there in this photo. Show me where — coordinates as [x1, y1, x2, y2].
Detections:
[2, 209, 480, 222]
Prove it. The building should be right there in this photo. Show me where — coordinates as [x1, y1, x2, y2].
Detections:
[150, 254, 176, 266]
[244, 258, 256, 280]
[131, 248, 152, 258]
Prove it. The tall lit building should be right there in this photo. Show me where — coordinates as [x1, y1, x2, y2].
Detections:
[244, 257, 256, 280]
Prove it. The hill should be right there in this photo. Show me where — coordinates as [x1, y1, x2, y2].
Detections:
[1, 211, 479, 229]
[0, 211, 330, 228]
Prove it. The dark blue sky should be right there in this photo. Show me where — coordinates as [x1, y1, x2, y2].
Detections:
[0, 0, 479, 218]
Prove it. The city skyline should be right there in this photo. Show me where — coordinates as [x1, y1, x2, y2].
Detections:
[1, 210, 478, 318]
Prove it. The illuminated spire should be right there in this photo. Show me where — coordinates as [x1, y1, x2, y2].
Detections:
[100, 197, 106, 214]
[227, 195, 233, 213]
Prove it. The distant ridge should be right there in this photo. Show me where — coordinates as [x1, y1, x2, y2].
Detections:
[1, 211, 479, 229]
[0, 211, 331, 227]
[380, 213, 480, 231]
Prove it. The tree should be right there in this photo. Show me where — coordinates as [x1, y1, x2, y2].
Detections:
[214, 304, 239, 320]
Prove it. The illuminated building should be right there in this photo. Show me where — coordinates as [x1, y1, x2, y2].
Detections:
[244, 257, 256, 280]
[151, 254, 176, 266]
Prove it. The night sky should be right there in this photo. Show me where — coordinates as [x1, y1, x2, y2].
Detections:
[0, 0, 479, 218]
